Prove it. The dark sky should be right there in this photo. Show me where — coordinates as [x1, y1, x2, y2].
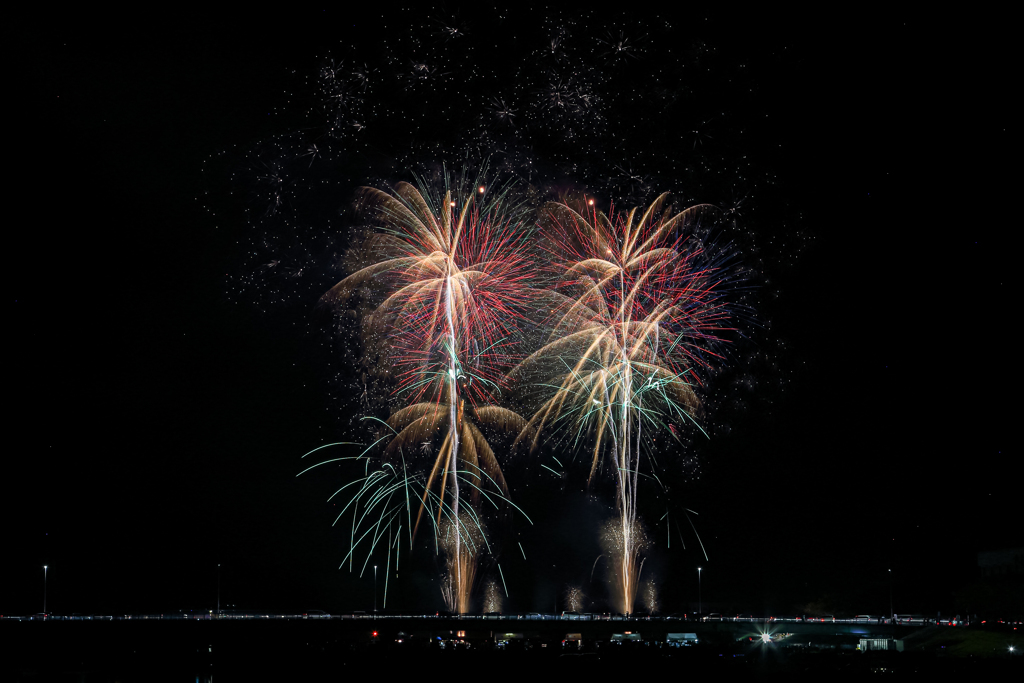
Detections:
[5, 8, 1016, 618]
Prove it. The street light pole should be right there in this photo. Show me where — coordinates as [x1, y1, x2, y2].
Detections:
[888, 568, 893, 620]
[43, 566, 48, 614]
[374, 565, 378, 618]
[698, 567, 702, 616]
[217, 564, 221, 615]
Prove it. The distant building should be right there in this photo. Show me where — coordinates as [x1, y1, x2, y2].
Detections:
[978, 548, 1024, 577]
[859, 638, 903, 652]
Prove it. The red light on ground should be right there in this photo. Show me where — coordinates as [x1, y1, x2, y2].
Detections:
[372, 631, 378, 637]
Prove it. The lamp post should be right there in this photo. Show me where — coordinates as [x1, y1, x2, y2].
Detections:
[217, 564, 221, 615]
[697, 567, 702, 616]
[43, 566, 48, 615]
[374, 565, 378, 618]
[888, 568, 894, 621]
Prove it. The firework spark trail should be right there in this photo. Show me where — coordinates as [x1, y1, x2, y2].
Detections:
[511, 192, 734, 614]
[444, 264, 463, 596]
[320, 170, 533, 610]
[299, 439, 527, 611]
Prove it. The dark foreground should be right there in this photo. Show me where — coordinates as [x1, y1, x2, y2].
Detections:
[3, 619, 1020, 681]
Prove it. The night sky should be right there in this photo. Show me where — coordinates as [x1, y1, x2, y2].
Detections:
[6, 8, 1016, 618]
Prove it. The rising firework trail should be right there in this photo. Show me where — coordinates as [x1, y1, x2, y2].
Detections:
[511, 192, 736, 613]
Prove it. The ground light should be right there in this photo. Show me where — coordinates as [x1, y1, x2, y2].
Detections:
[698, 567, 702, 615]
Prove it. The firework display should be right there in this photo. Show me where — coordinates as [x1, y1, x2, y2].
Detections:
[17, 4, 1013, 660]
[509, 195, 733, 613]
[317, 173, 535, 612]
[308, 186, 737, 613]
[203, 8, 787, 614]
